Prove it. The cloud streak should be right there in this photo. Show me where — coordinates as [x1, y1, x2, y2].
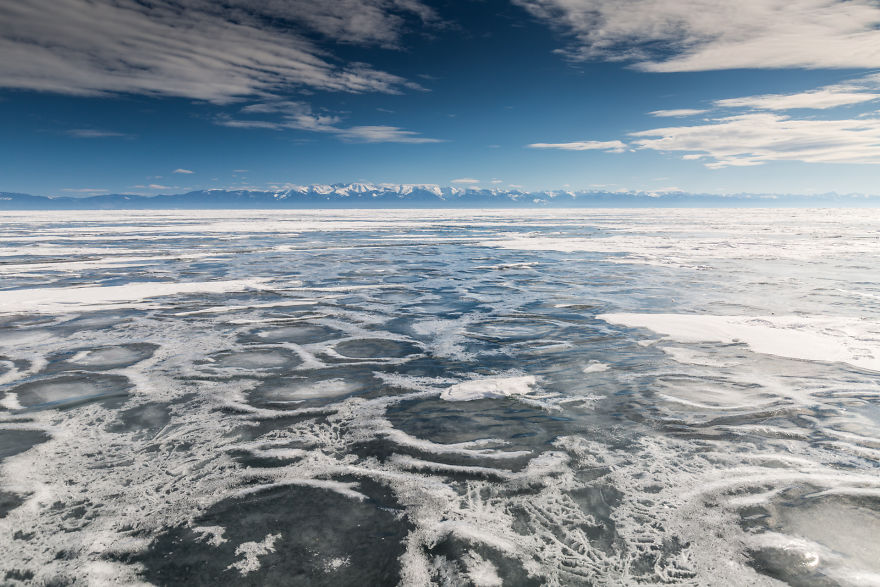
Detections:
[0, 0, 431, 103]
[715, 78, 880, 111]
[218, 100, 441, 143]
[649, 109, 708, 118]
[528, 140, 627, 153]
[513, 0, 880, 71]
[65, 129, 130, 138]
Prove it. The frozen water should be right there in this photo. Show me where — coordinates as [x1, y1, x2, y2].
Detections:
[0, 208, 879, 585]
[251, 324, 344, 344]
[68, 344, 156, 369]
[210, 349, 301, 370]
[257, 378, 365, 401]
[8, 374, 131, 410]
[332, 338, 422, 359]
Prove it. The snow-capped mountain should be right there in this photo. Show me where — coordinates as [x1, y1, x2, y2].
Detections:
[0, 184, 874, 209]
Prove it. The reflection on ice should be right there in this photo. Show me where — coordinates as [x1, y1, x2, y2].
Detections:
[8, 373, 131, 410]
[210, 350, 301, 370]
[258, 377, 365, 401]
[252, 324, 344, 344]
[68, 344, 156, 369]
[332, 338, 422, 359]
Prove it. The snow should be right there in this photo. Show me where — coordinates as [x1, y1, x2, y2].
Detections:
[599, 313, 880, 371]
[440, 375, 537, 401]
[0, 279, 271, 314]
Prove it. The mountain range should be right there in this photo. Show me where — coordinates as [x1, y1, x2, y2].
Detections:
[1, 184, 877, 209]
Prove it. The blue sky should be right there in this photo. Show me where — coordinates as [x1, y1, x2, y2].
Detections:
[1, 0, 880, 197]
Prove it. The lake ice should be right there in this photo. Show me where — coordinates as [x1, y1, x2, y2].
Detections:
[0, 208, 879, 585]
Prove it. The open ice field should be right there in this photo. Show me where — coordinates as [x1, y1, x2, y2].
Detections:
[1, 208, 879, 586]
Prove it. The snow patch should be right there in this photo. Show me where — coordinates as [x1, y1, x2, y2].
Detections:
[440, 375, 537, 402]
[600, 313, 880, 371]
[226, 533, 281, 576]
[0, 279, 271, 314]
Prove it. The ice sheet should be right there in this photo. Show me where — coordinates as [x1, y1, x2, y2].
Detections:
[1, 208, 879, 586]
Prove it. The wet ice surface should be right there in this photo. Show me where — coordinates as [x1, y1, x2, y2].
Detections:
[0, 209, 879, 586]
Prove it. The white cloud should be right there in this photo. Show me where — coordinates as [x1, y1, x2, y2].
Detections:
[631, 75, 880, 167]
[173, 169, 194, 174]
[649, 109, 708, 117]
[528, 140, 627, 153]
[62, 188, 108, 193]
[451, 178, 480, 184]
[0, 0, 432, 102]
[218, 101, 441, 143]
[630, 112, 880, 168]
[513, 0, 880, 71]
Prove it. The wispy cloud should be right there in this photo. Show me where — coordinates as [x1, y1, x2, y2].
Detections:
[65, 129, 130, 138]
[0, 0, 432, 103]
[62, 188, 109, 194]
[451, 178, 480, 184]
[649, 109, 708, 118]
[528, 140, 627, 153]
[630, 113, 880, 168]
[218, 101, 441, 143]
[339, 126, 441, 143]
[513, 0, 880, 71]
[173, 169, 194, 174]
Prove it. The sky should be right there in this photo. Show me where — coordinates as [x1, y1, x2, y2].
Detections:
[1, 0, 880, 197]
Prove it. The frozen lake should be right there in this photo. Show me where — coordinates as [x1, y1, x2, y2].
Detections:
[1, 209, 879, 585]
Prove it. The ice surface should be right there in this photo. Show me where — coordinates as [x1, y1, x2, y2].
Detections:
[1, 208, 879, 586]
[9, 374, 131, 410]
[258, 378, 363, 401]
[253, 324, 344, 344]
[68, 345, 155, 369]
[332, 338, 422, 359]
[211, 350, 300, 370]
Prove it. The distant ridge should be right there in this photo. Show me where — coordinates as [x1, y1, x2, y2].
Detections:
[1, 184, 877, 209]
